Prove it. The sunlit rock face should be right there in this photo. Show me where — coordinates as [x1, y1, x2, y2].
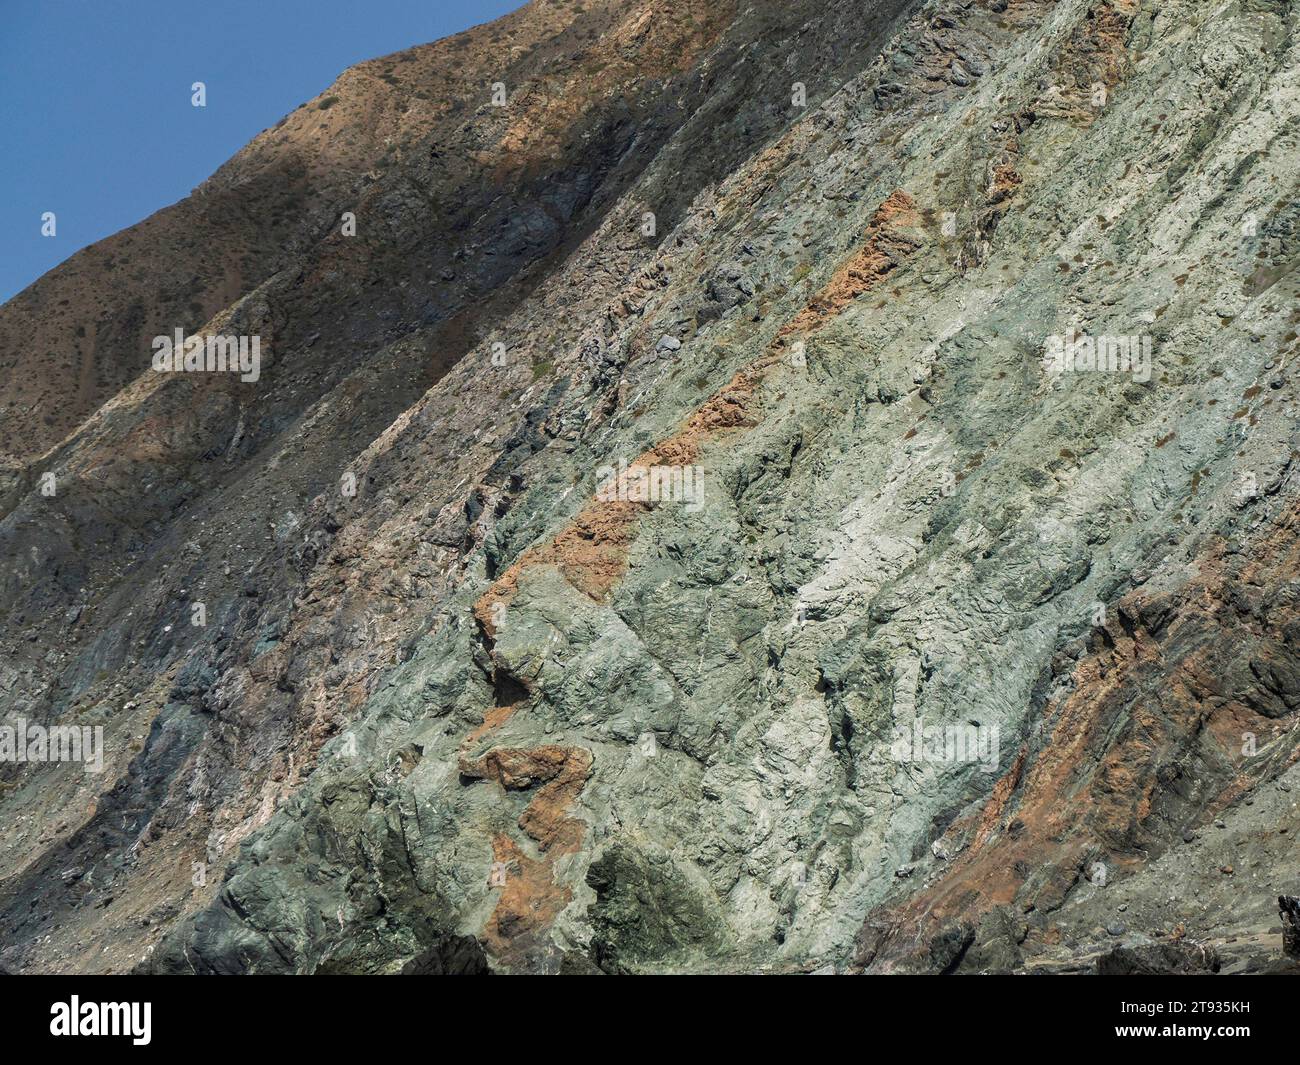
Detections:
[2, 0, 1299, 975]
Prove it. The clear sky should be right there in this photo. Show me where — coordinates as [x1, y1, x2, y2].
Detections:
[0, 0, 523, 303]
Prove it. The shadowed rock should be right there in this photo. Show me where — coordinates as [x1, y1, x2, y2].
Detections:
[1097, 942, 1222, 976]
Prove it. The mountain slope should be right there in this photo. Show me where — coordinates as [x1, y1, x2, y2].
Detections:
[1, 0, 1298, 975]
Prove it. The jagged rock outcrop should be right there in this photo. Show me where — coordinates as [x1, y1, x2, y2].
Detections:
[2, 0, 1300, 975]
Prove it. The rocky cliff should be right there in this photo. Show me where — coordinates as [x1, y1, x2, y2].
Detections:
[1, 0, 1298, 975]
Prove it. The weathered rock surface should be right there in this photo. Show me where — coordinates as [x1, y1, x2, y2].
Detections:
[2, 0, 1300, 975]
[1097, 941, 1221, 976]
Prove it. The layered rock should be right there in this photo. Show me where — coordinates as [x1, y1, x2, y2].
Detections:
[1, 0, 1299, 975]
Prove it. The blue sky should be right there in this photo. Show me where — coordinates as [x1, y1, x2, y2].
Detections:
[0, 0, 522, 302]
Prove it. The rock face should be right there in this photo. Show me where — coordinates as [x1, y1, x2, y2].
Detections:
[1, 0, 1299, 975]
[1096, 941, 1221, 976]
[1281, 896, 1300, 959]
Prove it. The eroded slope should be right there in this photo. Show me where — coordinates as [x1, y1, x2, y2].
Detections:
[2, 0, 1298, 975]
